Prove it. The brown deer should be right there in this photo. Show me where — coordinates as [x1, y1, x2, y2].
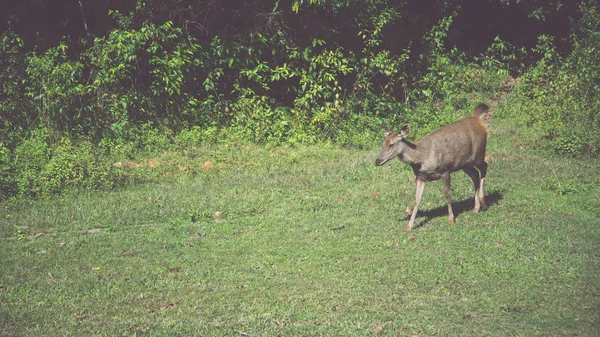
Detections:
[375, 104, 490, 230]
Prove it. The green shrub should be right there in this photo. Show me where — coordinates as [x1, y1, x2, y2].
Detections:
[0, 142, 16, 199]
[175, 126, 220, 147]
[40, 138, 122, 195]
[499, 4, 600, 157]
[12, 128, 52, 197]
[8, 129, 125, 198]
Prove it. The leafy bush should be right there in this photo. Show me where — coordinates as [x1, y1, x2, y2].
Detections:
[175, 126, 220, 147]
[0, 142, 15, 199]
[499, 3, 600, 156]
[12, 128, 52, 197]
[40, 138, 122, 195]
[6, 129, 124, 199]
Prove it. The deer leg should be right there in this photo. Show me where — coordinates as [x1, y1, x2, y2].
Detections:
[463, 166, 482, 212]
[476, 162, 488, 210]
[442, 173, 455, 224]
[407, 179, 425, 230]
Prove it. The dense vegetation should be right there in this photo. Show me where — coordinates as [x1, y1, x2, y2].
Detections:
[1, 0, 599, 200]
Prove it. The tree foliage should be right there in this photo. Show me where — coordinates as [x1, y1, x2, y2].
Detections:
[0, 0, 598, 199]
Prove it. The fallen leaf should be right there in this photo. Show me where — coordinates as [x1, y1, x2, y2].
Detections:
[214, 211, 222, 217]
[147, 160, 159, 168]
[169, 267, 180, 273]
[374, 326, 383, 334]
[552, 259, 561, 265]
[91, 266, 100, 270]
[203, 161, 214, 169]
[159, 303, 175, 310]
[408, 234, 416, 241]
[405, 207, 412, 216]
[177, 164, 186, 170]
[371, 192, 378, 198]
[59, 241, 67, 246]
[28, 232, 45, 238]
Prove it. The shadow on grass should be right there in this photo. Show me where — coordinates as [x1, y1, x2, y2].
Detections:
[411, 190, 504, 229]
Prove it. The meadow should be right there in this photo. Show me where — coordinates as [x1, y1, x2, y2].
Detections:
[1, 118, 599, 336]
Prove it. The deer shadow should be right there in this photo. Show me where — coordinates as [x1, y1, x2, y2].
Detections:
[410, 190, 504, 229]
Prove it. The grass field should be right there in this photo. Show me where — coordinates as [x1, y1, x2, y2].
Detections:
[1, 118, 599, 336]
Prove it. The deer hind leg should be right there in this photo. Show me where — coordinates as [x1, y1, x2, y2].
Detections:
[476, 161, 487, 210]
[441, 173, 455, 225]
[463, 166, 482, 212]
[407, 179, 426, 230]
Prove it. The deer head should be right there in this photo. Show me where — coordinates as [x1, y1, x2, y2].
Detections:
[375, 124, 410, 166]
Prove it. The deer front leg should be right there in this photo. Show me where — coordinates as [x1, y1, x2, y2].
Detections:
[407, 179, 425, 230]
[442, 173, 455, 224]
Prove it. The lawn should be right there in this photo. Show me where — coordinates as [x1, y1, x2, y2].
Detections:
[1, 118, 599, 336]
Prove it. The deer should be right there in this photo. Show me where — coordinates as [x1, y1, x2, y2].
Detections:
[375, 104, 490, 231]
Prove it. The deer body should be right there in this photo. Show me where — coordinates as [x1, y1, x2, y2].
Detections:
[376, 104, 489, 230]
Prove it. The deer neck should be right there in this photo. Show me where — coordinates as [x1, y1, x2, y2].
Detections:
[398, 139, 427, 166]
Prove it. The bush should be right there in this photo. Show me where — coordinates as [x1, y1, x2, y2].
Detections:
[175, 126, 220, 147]
[0, 142, 16, 199]
[499, 4, 600, 156]
[40, 138, 122, 195]
[12, 128, 52, 197]
[6, 129, 124, 199]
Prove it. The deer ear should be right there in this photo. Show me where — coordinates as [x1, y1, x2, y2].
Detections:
[380, 124, 392, 136]
[399, 125, 410, 137]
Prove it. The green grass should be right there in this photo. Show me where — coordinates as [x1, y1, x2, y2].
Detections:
[1, 118, 599, 336]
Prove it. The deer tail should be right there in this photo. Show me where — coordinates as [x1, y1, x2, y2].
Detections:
[472, 104, 490, 118]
